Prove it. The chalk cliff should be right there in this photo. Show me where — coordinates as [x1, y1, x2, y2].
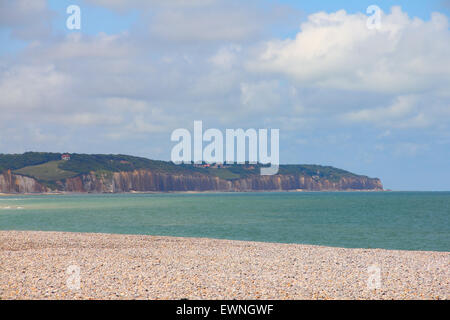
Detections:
[0, 170, 49, 193]
[0, 169, 383, 193]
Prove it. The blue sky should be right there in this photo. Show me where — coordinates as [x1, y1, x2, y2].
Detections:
[0, 0, 449, 190]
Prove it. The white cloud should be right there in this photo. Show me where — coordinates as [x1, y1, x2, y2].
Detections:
[248, 7, 450, 95]
[0, 0, 53, 40]
[393, 142, 428, 157]
[343, 95, 418, 126]
[147, 5, 264, 42]
[0, 64, 70, 112]
[209, 45, 242, 69]
[84, 0, 217, 12]
[41, 32, 136, 60]
[84, 0, 297, 44]
[103, 97, 149, 112]
[59, 113, 123, 126]
[240, 80, 284, 113]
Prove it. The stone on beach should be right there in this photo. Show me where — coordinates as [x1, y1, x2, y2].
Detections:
[0, 231, 448, 300]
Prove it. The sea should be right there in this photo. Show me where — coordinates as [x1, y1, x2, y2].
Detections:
[0, 192, 449, 251]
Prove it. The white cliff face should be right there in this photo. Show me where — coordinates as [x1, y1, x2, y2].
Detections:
[60, 170, 383, 193]
[0, 171, 48, 193]
[0, 169, 383, 194]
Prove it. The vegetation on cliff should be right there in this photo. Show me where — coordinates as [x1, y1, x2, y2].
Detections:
[0, 152, 61, 172]
[14, 160, 77, 181]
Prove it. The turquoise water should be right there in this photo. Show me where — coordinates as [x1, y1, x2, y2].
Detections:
[0, 192, 449, 251]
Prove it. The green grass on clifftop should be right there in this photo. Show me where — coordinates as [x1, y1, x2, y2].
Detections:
[14, 160, 77, 182]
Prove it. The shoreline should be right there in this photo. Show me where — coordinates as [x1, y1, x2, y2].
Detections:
[1, 230, 448, 300]
[0, 189, 388, 196]
[1, 229, 447, 253]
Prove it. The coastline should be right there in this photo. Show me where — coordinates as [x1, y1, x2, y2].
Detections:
[1, 230, 448, 300]
[0, 189, 388, 196]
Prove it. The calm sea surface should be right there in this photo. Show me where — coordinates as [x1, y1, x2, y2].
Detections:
[0, 192, 449, 251]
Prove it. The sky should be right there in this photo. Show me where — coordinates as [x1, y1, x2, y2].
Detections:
[0, 0, 449, 191]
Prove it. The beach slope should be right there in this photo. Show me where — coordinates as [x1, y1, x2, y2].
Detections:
[0, 231, 448, 300]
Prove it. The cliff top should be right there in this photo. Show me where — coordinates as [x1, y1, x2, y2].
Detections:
[0, 152, 375, 184]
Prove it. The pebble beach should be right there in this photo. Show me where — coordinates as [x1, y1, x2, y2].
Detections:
[0, 231, 448, 300]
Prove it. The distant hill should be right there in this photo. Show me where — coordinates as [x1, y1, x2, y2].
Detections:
[0, 152, 383, 193]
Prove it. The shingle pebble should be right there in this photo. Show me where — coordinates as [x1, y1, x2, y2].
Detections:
[0, 231, 448, 300]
